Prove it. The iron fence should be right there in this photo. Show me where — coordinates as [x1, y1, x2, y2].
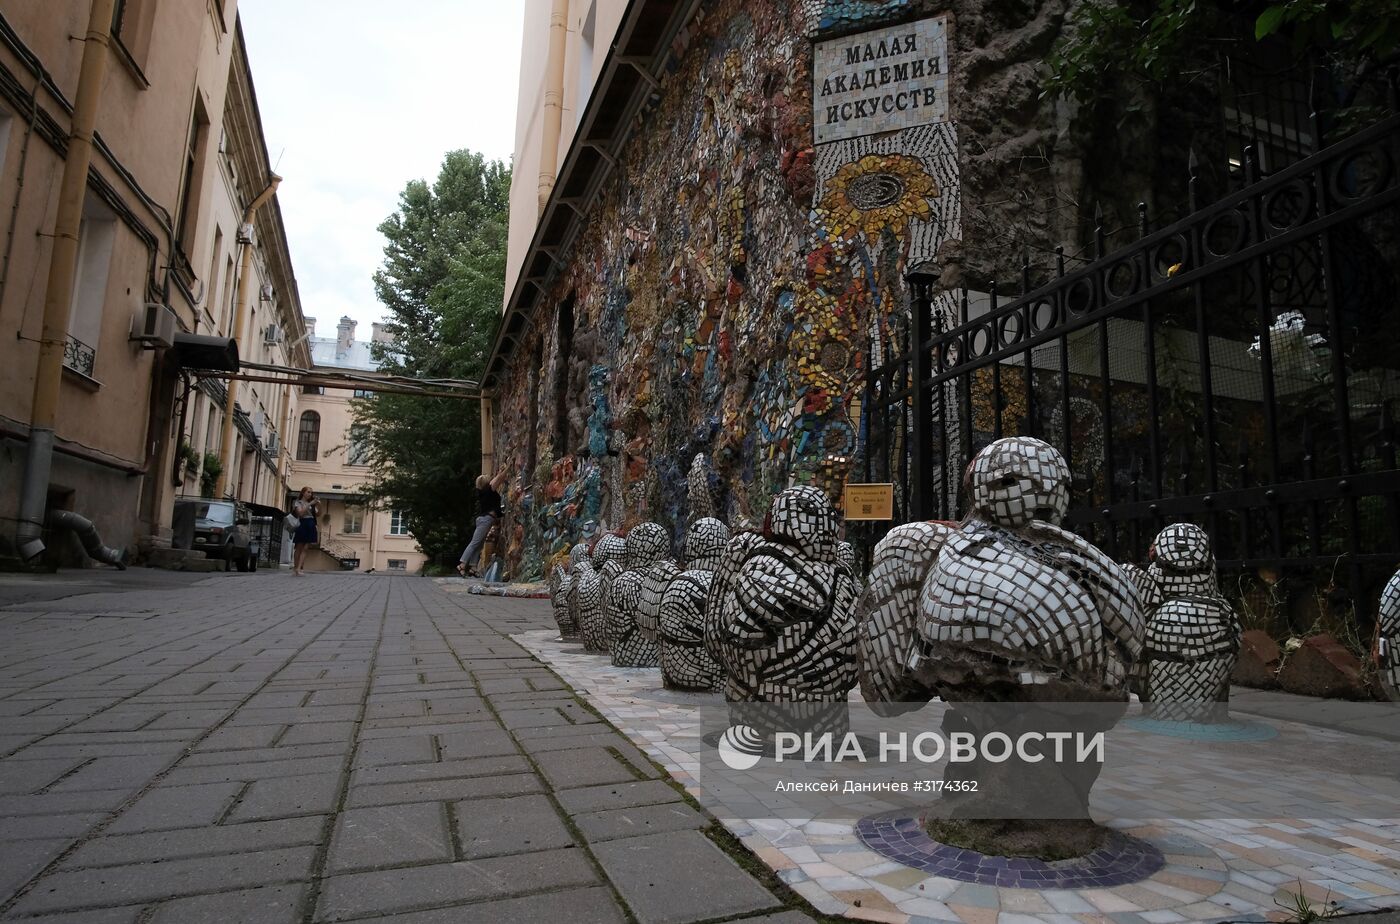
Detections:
[865, 112, 1400, 627]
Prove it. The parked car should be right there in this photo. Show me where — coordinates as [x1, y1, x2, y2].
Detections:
[174, 498, 259, 572]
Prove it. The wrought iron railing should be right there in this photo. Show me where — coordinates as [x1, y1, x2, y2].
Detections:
[62, 334, 95, 378]
[866, 112, 1400, 620]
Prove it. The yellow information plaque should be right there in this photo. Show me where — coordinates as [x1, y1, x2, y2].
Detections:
[843, 483, 895, 521]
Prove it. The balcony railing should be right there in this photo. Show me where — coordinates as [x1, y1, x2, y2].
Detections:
[62, 334, 96, 378]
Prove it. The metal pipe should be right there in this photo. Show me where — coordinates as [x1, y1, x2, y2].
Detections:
[213, 174, 281, 497]
[15, 0, 116, 561]
[47, 509, 125, 569]
[538, 0, 570, 214]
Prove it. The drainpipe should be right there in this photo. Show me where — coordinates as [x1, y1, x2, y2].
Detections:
[480, 393, 496, 476]
[537, 0, 570, 214]
[14, 0, 116, 561]
[213, 174, 281, 498]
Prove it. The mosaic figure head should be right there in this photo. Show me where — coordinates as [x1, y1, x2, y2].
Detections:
[765, 486, 839, 562]
[592, 531, 627, 569]
[684, 517, 731, 573]
[568, 542, 591, 570]
[1150, 524, 1213, 573]
[688, 453, 717, 520]
[965, 436, 1070, 528]
[625, 522, 670, 569]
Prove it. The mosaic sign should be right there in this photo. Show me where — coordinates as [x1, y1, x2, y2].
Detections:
[812, 16, 950, 144]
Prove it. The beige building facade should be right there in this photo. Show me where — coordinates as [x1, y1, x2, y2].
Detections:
[503, 0, 627, 302]
[288, 318, 426, 575]
[0, 0, 306, 562]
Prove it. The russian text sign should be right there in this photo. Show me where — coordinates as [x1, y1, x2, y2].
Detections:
[844, 483, 895, 521]
[812, 16, 950, 144]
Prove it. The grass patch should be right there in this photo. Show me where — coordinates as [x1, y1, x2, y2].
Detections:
[924, 817, 1108, 862]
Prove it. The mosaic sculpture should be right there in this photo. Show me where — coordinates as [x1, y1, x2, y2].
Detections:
[912, 437, 1144, 820]
[1136, 524, 1240, 722]
[856, 520, 954, 708]
[580, 532, 627, 653]
[608, 523, 670, 667]
[547, 543, 589, 640]
[658, 517, 731, 690]
[634, 526, 682, 646]
[688, 453, 717, 520]
[1377, 567, 1400, 701]
[709, 486, 860, 703]
[914, 436, 1143, 699]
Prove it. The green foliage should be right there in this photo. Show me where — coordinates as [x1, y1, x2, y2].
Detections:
[352, 150, 511, 564]
[1043, 0, 1400, 110]
[1274, 880, 1340, 922]
[199, 452, 223, 498]
[1254, 0, 1400, 55]
[1041, 0, 1206, 107]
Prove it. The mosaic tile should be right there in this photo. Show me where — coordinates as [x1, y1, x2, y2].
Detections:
[855, 812, 1166, 890]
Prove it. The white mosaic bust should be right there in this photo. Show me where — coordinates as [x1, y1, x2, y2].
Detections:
[581, 532, 627, 653]
[608, 523, 670, 667]
[912, 436, 1144, 699]
[1136, 523, 1240, 721]
[709, 486, 860, 702]
[1377, 567, 1400, 701]
[658, 517, 731, 690]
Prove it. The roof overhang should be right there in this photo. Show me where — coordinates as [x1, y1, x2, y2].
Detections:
[481, 0, 701, 391]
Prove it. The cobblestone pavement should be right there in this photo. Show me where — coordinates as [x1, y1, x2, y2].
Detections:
[0, 571, 810, 923]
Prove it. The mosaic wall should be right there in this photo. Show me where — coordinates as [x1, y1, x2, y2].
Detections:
[493, 0, 962, 576]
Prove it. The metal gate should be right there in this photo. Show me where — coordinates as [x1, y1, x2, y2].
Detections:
[865, 112, 1400, 626]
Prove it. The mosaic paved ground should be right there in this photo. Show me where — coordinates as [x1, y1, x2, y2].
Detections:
[518, 629, 1400, 924]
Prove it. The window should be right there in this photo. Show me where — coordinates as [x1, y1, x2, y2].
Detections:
[389, 509, 409, 536]
[65, 195, 118, 378]
[342, 504, 364, 534]
[296, 411, 320, 461]
[204, 227, 222, 318]
[111, 0, 157, 71]
[387, 559, 407, 571]
[174, 100, 211, 262]
[302, 384, 324, 395]
[347, 424, 370, 466]
[352, 388, 373, 398]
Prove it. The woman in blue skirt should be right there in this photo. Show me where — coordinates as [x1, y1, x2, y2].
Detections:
[292, 486, 320, 576]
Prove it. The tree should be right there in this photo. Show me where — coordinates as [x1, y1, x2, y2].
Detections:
[352, 151, 511, 566]
[1043, 0, 1400, 131]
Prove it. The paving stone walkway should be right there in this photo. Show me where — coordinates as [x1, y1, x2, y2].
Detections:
[0, 572, 812, 923]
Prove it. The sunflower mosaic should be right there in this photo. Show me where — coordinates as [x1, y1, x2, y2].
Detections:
[817, 153, 939, 239]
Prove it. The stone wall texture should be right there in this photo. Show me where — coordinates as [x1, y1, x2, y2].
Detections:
[491, 0, 1098, 577]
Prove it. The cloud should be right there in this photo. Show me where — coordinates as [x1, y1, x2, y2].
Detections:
[239, 0, 522, 336]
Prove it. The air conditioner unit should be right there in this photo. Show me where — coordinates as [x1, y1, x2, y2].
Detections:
[130, 302, 176, 349]
[237, 222, 255, 244]
[263, 323, 284, 345]
[259, 283, 274, 301]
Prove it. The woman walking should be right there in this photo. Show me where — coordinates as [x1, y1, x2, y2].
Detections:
[458, 470, 508, 577]
[292, 487, 320, 576]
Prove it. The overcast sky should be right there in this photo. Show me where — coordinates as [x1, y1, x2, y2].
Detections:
[239, 1, 523, 339]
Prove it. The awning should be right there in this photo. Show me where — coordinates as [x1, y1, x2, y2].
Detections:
[173, 333, 239, 372]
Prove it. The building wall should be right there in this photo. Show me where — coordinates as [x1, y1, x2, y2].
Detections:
[0, 0, 246, 557]
[0, 1, 308, 561]
[505, 0, 629, 304]
[491, 0, 969, 576]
